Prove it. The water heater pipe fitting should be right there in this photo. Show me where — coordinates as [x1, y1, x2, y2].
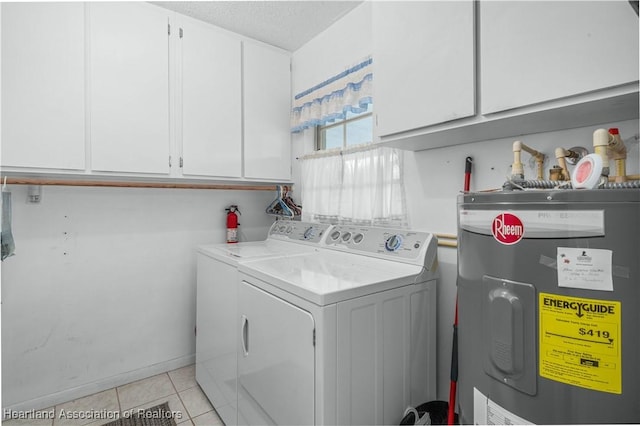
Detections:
[607, 128, 627, 183]
[512, 140, 546, 180]
[592, 129, 610, 177]
[554, 148, 573, 181]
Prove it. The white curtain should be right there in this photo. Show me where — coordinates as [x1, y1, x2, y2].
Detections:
[301, 145, 407, 227]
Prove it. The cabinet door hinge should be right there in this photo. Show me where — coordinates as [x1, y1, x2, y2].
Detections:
[180, 157, 183, 168]
[312, 329, 316, 346]
[169, 156, 172, 168]
[168, 23, 171, 35]
[179, 28, 183, 38]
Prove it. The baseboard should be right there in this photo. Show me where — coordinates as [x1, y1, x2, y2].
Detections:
[2, 354, 195, 417]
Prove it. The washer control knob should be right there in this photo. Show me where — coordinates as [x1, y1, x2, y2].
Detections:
[342, 232, 352, 242]
[303, 227, 315, 240]
[385, 235, 403, 252]
[330, 230, 341, 241]
[353, 233, 364, 244]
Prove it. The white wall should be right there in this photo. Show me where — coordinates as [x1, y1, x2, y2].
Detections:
[1, 186, 275, 410]
[291, 2, 640, 403]
[405, 119, 640, 234]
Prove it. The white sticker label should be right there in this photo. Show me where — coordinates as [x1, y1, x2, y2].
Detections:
[473, 388, 534, 425]
[557, 247, 613, 291]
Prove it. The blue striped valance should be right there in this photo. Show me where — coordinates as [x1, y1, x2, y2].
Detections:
[291, 57, 373, 133]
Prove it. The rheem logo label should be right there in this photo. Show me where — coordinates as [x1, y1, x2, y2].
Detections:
[492, 213, 524, 245]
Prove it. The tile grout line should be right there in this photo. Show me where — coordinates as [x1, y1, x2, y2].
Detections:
[169, 367, 216, 425]
[150, 373, 178, 416]
[118, 373, 175, 415]
[115, 385, 122, 417]
[168, 372, 193, 423]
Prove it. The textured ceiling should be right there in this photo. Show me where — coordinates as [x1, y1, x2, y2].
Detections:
[152, 1, 363, 51]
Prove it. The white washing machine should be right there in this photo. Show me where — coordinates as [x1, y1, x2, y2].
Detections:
[237, 224, 439, 425]
[195, 221, 333, 425]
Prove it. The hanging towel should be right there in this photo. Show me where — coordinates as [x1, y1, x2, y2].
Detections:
[1, 189, 16, 260]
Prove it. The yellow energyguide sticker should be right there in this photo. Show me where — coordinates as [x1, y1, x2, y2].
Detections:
[539, 292, 621, 394]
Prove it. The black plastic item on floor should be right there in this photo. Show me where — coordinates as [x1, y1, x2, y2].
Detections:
[102, 402, 177, 426]
[400, 400, 455, 425]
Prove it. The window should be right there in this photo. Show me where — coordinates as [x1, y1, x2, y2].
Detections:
[316, 104, 373, 150]
[294, 57, 406, 227]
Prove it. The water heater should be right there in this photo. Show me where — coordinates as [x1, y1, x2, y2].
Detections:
[456, 189, 639, 424]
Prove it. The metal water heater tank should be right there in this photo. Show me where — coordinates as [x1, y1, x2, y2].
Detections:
[456, 189, 639, 424]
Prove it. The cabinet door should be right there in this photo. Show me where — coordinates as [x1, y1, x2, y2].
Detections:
[243, 42, 292, 181]
[373, 1, 475, 137]
[1, 3, 85, 170]
[179, 17, 242, 178]
[89, 2, 170, 174]
[237, 281, 314, 425]
[481, 1, 640, 114]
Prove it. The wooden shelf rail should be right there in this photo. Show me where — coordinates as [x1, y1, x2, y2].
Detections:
[2, 176, 279, 191]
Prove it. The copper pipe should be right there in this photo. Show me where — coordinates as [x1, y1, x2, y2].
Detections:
[438, 240, 458, 248]
[512, 140, 545, 180]
[435, 233, 457, 240]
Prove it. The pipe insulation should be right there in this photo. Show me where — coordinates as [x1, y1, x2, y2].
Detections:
[603, 181, 640, 189]
[503, 179, 640, 190]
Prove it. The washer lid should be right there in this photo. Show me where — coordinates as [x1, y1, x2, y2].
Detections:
[239, 250, 425, 306]
[198, 239, 314, 266]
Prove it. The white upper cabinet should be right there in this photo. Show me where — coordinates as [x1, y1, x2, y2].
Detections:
[372, 1, 475, 137]
[481, 1, 640, 114]
[243, 42, 292, 181]
[1, 3, 85, 170]
[1, 2, 292, 182]
[89, 2, 170, 174]
[373, 0, 638, 151]
[178, 16, 242, 178]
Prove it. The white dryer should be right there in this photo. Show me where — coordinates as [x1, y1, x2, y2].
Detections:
[195, 221, 333, 425]
[237, 225, 439, 425]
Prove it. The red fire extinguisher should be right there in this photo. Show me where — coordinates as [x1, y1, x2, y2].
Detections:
[226, 205, 240, 243]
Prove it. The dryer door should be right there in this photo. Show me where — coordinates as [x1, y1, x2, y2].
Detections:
[238, 280, 315, 425]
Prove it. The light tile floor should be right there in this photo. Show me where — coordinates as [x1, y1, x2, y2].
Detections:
[2, 365, 223, 426]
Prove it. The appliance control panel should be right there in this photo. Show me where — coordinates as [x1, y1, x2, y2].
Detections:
[268, 221, 332, 244]
[325, 225, 436, 264]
